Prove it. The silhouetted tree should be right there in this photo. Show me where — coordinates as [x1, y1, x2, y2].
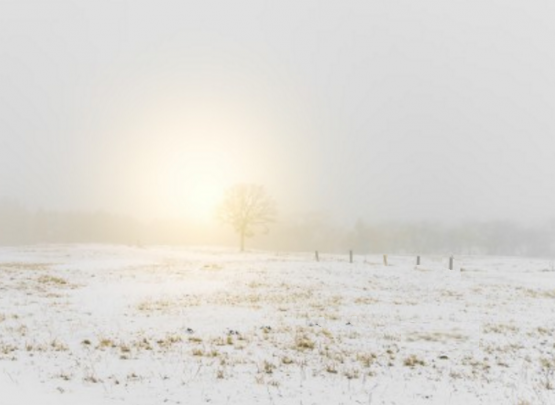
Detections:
[217, 184, 277, 251]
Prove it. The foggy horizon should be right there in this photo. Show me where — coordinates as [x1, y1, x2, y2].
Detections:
[2, 1, 555, 232]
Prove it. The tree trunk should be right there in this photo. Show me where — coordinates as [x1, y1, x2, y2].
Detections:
[240, 230, 245, 252]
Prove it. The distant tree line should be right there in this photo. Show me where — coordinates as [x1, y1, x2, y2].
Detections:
[0, 199, 554, 257]
[340, 219, 555, 257]
[249, 216, 555, 257]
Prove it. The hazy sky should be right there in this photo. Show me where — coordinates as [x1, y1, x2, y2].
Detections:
[1, 0, 555, 224]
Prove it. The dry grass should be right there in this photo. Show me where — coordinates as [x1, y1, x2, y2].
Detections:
[37, 275, 68, 286]
[403, 354, 426, 368]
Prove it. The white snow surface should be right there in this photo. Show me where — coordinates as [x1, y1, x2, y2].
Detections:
[0, 244, 554, 404]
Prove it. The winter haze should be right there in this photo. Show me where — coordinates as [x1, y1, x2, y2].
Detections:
[1, 1, 555, 252]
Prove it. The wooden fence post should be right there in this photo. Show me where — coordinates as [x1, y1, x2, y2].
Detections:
[449, 256, 454, 270]
[416, 255, 421, 266]
[315, 251, 319, 262]
[383, 254, 388, 266]
[349, 250, 353, 263]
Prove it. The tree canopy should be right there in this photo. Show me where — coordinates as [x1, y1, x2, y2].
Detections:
[217, 184, 277, 251]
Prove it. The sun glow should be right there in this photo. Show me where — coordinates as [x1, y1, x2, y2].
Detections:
[108, 91, 278, 222]
[160, 141, 235, 222]
[150, 103, 275, 222]
[175, 169, 228, 222]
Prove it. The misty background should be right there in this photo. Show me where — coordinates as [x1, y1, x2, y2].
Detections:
[1, 1, 555, 255]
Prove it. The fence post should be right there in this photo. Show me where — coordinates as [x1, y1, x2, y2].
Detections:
[449, 256, 453, 270]
[416, 255, 420, 266]
[349, 250, 353, 263]
[383, 254, 388, 266]
[315, 251, 319, 262]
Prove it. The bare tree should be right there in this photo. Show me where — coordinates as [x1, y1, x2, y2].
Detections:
[217, 184, 277, 251]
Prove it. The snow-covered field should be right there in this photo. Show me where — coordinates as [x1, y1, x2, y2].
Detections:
[1, 245, 554, 405]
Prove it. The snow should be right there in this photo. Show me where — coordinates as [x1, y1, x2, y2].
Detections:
[1, 245, 554, 404]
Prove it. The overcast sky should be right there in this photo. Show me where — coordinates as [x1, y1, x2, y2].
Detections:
[1, 0, 555, 224]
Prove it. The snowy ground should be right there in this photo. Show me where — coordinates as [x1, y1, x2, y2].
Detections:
[1, 245, 554, 405]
